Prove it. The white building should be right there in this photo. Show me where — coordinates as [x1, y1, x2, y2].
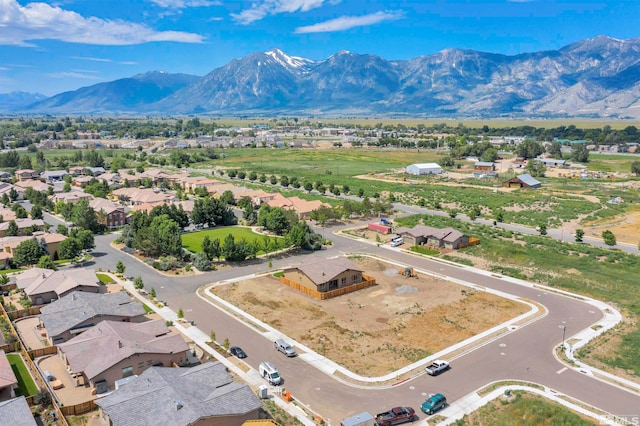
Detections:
[406, 163, 444, 175]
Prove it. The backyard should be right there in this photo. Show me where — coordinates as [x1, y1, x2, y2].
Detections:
[7, 353, 38, 397]
[210, 256, 528, 377]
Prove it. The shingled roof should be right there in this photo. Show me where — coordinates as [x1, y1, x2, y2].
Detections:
[58, 320, 188, 380]
[95, 363, 261, 426]
[292, 257, 362, 284]
[0, 396, 36, 426]
[39, 291, 145, 339]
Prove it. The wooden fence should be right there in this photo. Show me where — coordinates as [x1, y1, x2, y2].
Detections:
[0, 341, 20, 353]
[458, 237, 481, 249]
[28, 346, 58, 359]
[7, 306, 42, 320]
[59, 400, 97, 416]
[279, 274, 376, 300]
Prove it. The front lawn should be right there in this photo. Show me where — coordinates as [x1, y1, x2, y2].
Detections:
[6, 353, 38, 397]
[96, 273, 115, 284]
[182, 226, 284, 254]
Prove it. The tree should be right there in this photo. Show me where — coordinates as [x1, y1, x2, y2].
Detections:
[480, 148, 498, 163]
[602, 230, 616, 247]
[56, 224, 68, 236]
[6, 220, 18, 236]
[72, 199, 99, 232]
[575, 229, 584, 243]
[59, 237, 82, 259]
[37, 255, 57, 270]
[134, 276, 144, 290]
[192, 252, 211, 271]
[527, 159, 547, 177]
[631, 161, 640, 176]
[538, 223, 547, 236]
[30, 205, 43, 220]
[571, 144, 590, 163]
[74, 229, 95, 250]
[13, 238, 46, 266]
[177, 307, 184, 319]
[116, 260, 126, 275]
[133, 214, 182, 258]
[304, 182, 313, 192]
[495, 210, 504, 223]
[548, 141, 563, 158]
[468, 206, 481, 221]
[515, 139, 544, 159]
[150, 287, 156, 298]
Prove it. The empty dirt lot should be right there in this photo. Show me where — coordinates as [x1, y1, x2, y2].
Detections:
[211, 256, 528, 376]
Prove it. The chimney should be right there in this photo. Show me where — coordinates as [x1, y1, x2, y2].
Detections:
[174, 400, 183, 410]
[118, 341, 123, 349]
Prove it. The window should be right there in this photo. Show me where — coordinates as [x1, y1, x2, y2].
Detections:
[122, 366, 133, 378]
[341, 277, 346, 285]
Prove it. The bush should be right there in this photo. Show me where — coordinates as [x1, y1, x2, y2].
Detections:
[192, 252, 211, 271]
[34, 389, 51, 406]
[153, 256, 182, 271]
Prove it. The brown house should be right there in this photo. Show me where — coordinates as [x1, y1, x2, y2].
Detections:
[15, 267, 103, 305]
[89, 198, 127, 229]
[282, 257, 366, 293]
[0, 218, 46, 237]
[502, 173, 542, 189]
[14, 169, 38, 181]
[0, 351, 18, 401]
[57, 319, 190, 394]
[0, 233, 66, 265]
[395, 225, 470, 249]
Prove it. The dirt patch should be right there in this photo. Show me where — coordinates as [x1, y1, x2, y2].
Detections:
[211, 256, 528, 376]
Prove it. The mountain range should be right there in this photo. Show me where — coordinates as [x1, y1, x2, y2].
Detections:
[4, 35, 640, 118]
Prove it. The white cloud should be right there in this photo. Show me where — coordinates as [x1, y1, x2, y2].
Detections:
[0, 0, 205, 46]
[119, 61, 138, 65]
[233, 0, 340, 25]
[295, 10, 404, 34]
[151, 0, 219, 8]
[48, 71, 101, 79]
[70, 56, 112, 62]
[0, 67, 9, 71]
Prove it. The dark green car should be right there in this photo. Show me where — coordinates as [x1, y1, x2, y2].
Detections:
[421, 393, 447, 415]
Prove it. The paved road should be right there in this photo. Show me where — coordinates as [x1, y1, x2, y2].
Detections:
[76, 223, 640, 421]
[43, 212, 640, 421]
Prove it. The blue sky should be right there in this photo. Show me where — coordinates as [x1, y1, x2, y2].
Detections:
[0, 0, 638, 96]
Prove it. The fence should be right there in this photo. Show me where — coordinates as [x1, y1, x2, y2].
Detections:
[28, 346, 58, 359]
[7, 306, 42, 320]
[0, 341, 20, 353]
[279, 274, 377, 300]
[458, 237, 481, 249]
[59, 400, 97, 416]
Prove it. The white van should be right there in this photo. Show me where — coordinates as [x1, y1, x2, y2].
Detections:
[390, 237, 404, 247]
[259, 361, 282, 385]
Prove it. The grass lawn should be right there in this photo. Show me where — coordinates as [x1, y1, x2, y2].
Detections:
[409, 246, 440, 256]
[96, 273, 115, 284]
[143, 304, 154, 314]
[182, 226, 284, 254]
[6, 353, 38, 397]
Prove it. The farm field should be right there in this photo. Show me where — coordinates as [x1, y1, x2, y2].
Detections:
[182, 226, 284, 254]
[210, 256, 528, 377]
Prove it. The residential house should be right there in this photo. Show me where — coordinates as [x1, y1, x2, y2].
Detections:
[14, 169, 38, 181]
[405, 163, 443, 175]
[0, 351, 18, 401]
[0, 208, 16, 222]
[68, 166, 86, 176]
[394, 225, 470, 249]
[39, 291, 146, 345]
[0, 233, 66, 265]
[110, 188, 175, 206]
[89, 198, 127, 229]
[85, 167, 106, 176]
[16, 267, 103, 305]
[51, 191, 94, 204]
[0, 218, 45, 237]
[180, 176, 223, 193]
[14, 180, 50, 193]
[0, 171, 12, 181]
[57, 320, 190, 393]
[41, 170, 69, 183]
[95, 362, 261, 426]
[282, 257, 365, 293]
[0, 396, 36, 426]
[502, 173, 542, 189]
[540, 158, 566, 167]
[474, 161, 495, 172]
[0, 183, 24, 200]
[72, 175, 95, 188]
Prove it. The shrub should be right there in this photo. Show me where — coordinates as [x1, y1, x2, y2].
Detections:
[192, 252, 211, 271]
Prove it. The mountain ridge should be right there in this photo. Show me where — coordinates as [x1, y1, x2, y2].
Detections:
[7, 35, 640, 118]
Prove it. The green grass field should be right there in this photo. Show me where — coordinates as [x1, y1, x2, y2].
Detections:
[6, 353, 38, 397]
[181, 226, 283, 254]
[96, 273, 115, 284]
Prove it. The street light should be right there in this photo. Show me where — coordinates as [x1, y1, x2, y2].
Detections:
[560, 325, 567, 350]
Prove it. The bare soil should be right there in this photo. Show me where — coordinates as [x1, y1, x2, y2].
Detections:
[211, 256, 527, 376]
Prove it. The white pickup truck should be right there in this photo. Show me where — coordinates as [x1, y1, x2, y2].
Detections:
[425, 360, 450, 376]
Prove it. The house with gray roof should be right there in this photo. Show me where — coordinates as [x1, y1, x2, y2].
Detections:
[95, 362, 261, 426]
[15, 267, 103, 305]
[39, 291, 147, 345]
[395, 225, 470, 249]
[57, 319, 190, 394]
[41, 170, 69, 183]
[0, 396, 37, 426]
[282, 257, 366, 293]
[502, 173, 542, 189]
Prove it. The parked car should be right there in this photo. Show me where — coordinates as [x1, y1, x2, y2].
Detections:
[274, 338, 297, 357]
[421, 394, 447, 415]
[375, 407, 416, 426]
[425, 360, 450, 376]
[230, 346, 247, 358]
[259, 361, 282, 385]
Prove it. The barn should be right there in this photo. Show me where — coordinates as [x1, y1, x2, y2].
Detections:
[406, 163, 443, 175]
[502, 173, 542, 189]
